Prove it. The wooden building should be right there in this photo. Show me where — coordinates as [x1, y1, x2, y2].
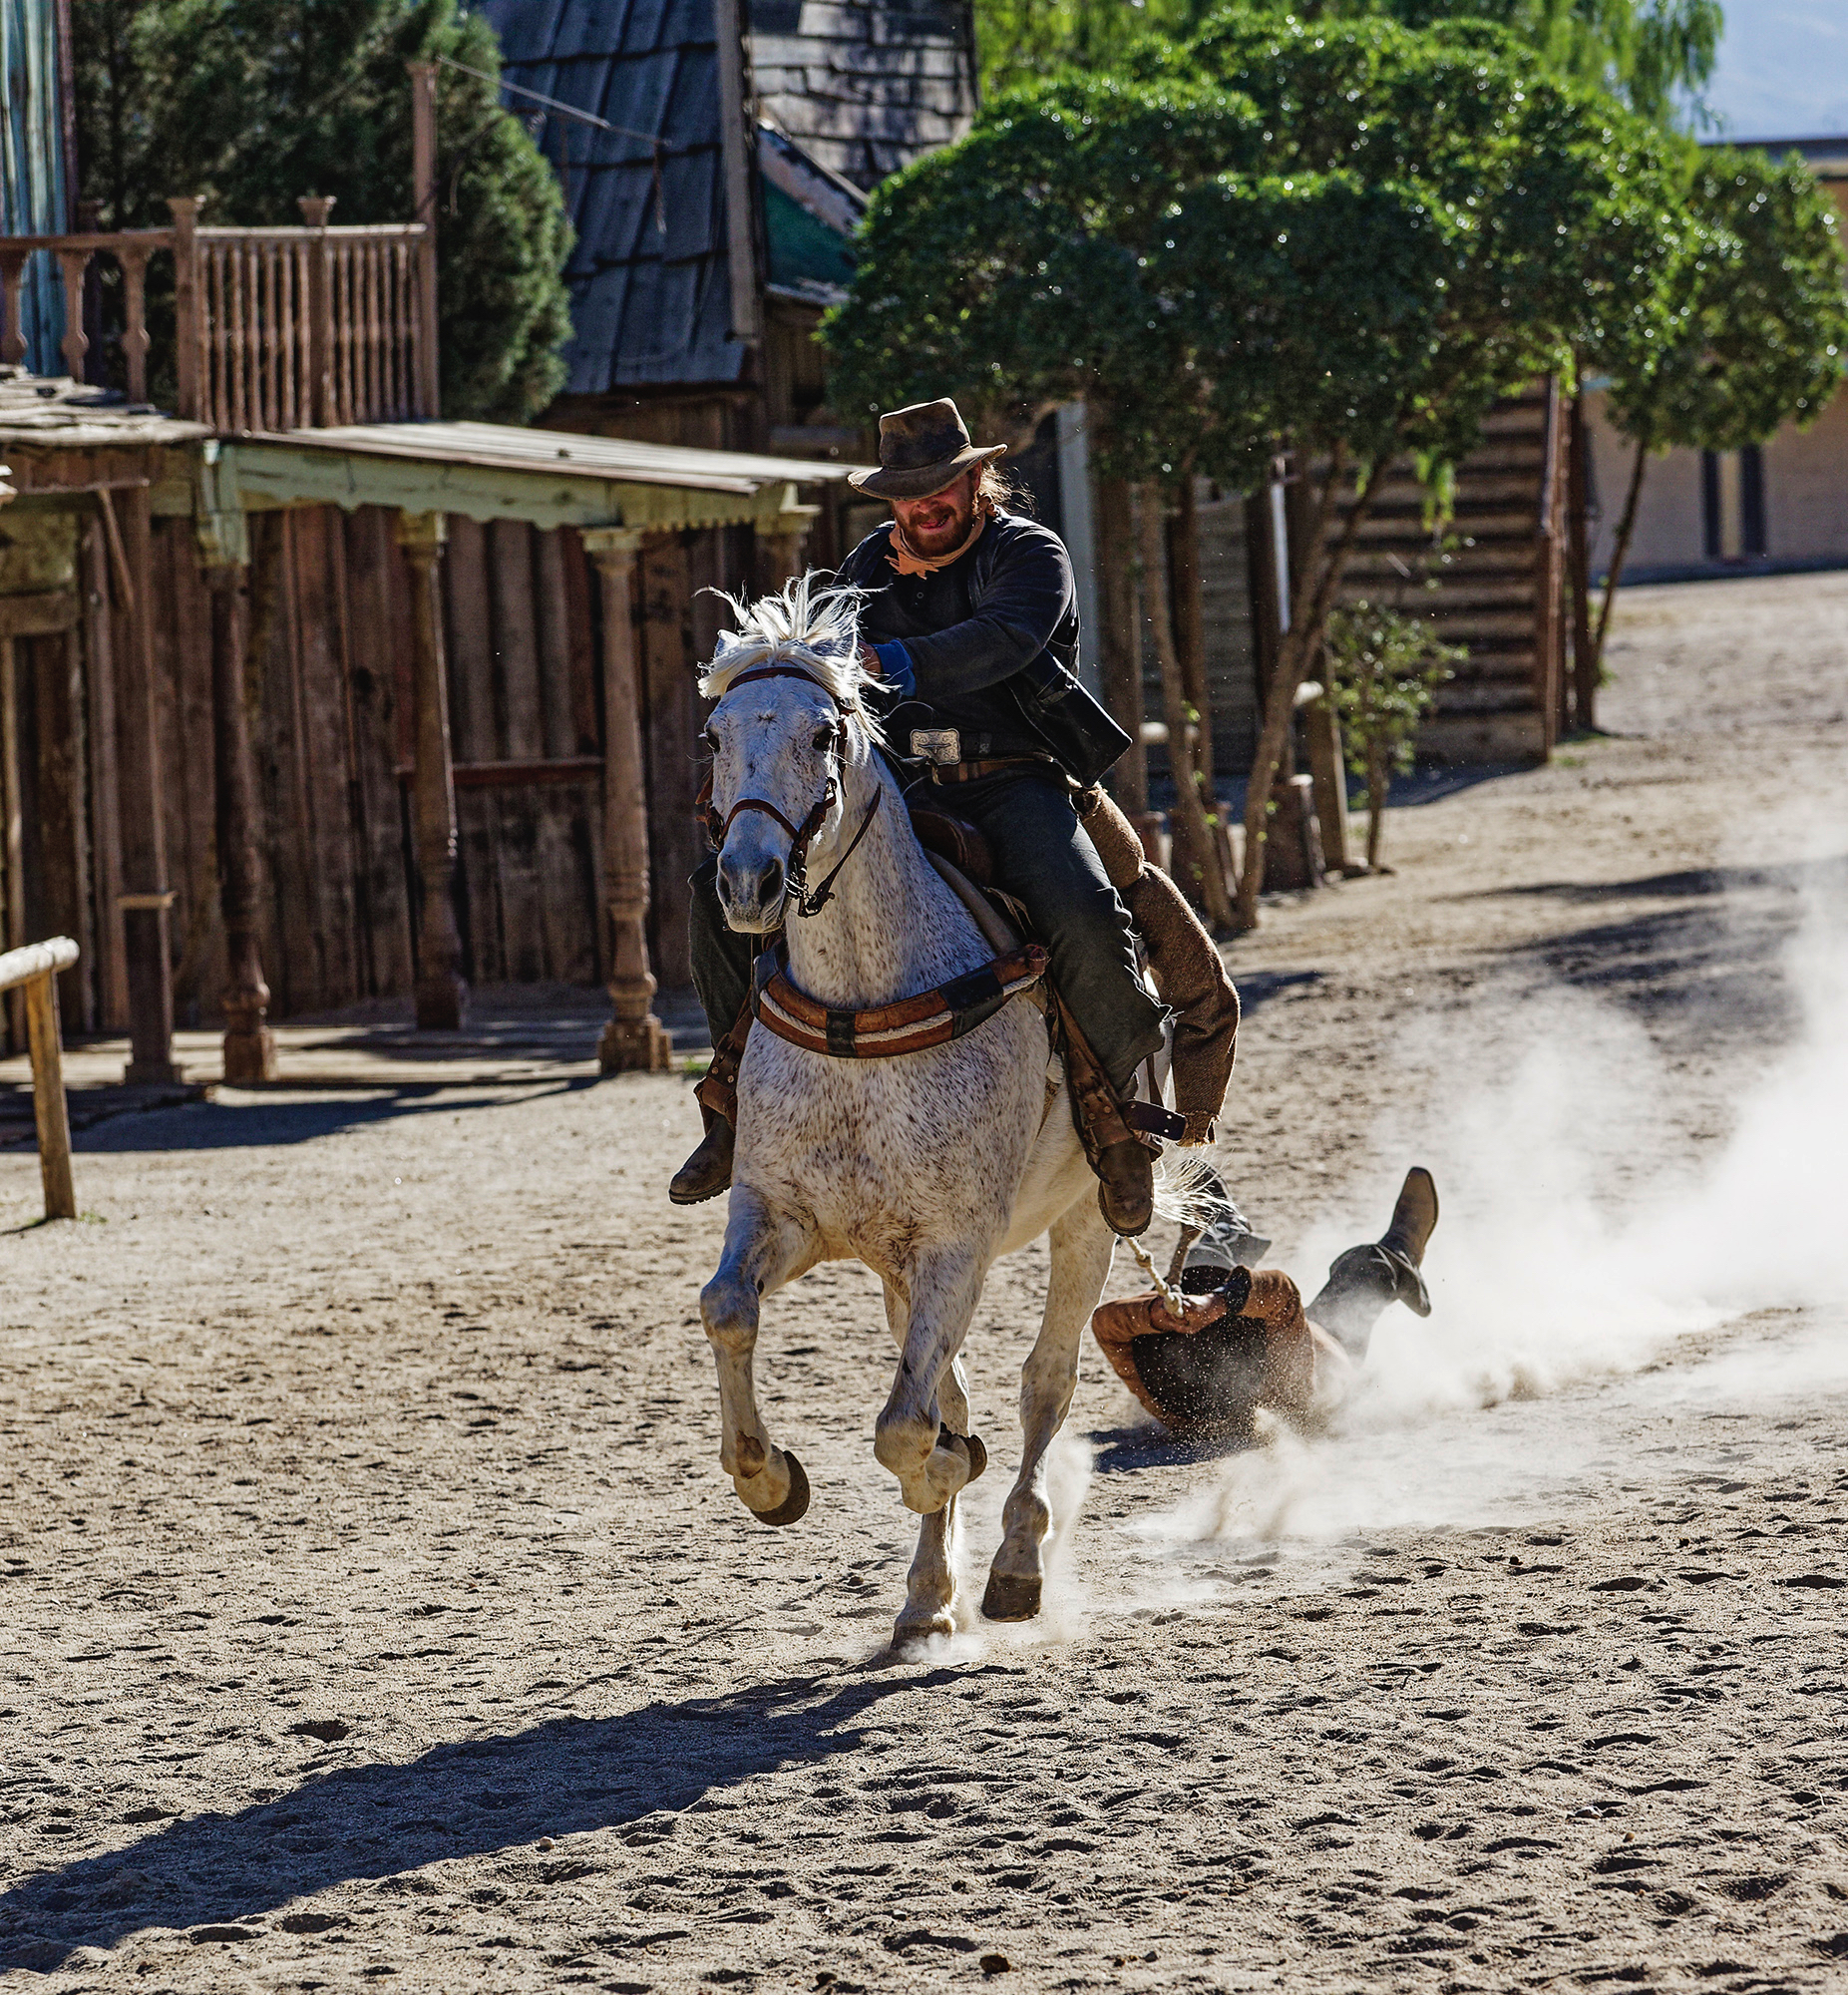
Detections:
[0, 115, 848, 1076]
[475, 0, 975, 548]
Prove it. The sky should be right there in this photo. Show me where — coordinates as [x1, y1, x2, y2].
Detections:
[1702, 1, 1848, 140]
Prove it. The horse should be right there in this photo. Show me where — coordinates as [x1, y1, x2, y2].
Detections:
[696, 578, 1137, 1649]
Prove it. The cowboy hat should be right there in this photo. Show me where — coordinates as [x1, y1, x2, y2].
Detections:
[846, 398, 1007, 501]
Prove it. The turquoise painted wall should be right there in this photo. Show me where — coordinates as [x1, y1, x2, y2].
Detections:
[0, 0, 67, 373]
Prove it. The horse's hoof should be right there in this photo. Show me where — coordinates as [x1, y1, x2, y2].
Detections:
[749, 1449, 810, 1527]
[893, 1608, 954, 1654]
[981, 1570, 1042, 1622]
[938, 1423, 987, 1483]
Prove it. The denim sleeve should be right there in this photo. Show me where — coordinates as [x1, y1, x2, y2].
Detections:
[902, 532, 1075, 697]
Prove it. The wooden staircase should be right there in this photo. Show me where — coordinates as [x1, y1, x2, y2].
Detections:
[1331, 382, 1566, 764]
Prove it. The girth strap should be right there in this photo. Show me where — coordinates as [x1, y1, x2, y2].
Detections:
[752, 939, 1049, 1059]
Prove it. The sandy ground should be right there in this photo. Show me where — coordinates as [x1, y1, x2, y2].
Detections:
[4, 571, 1847, 1994]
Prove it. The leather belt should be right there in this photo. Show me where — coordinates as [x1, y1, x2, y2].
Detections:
[928, 755, 1058, 786]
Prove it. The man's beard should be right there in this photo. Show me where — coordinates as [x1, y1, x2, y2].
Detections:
[904, 495, 971, 555]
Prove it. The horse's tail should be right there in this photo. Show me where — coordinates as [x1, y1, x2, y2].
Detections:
[1151, 1147, 1225, 1230]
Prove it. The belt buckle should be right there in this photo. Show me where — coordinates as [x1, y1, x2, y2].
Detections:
[910, 727, 961, 768]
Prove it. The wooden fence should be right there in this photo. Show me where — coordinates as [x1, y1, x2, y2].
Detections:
[0, 935, 76, 1220]
[0, 196, 435, 430]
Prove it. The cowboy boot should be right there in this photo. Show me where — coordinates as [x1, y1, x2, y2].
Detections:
[669, 1107, 735, 1206]
[670, 1001, 753, 1205]
[1306, 1166, 1439, 1360]
[1051, 996, 1160, 1236]
[1096, 1138, 1156, 1238]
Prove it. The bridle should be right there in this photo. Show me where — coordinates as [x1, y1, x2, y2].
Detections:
[708, 665, 884, 921]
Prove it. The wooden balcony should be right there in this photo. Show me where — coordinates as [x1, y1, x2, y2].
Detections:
[0, 195, 437, 433]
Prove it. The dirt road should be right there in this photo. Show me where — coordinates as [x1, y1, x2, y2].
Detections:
[4, 572, 1846, 1992]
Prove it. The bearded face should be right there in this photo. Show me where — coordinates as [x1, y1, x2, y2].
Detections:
[891, 470, 976, 559]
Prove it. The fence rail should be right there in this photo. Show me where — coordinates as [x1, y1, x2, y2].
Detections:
[0, 196, 434, 431]
[0, 935, 77, 1222]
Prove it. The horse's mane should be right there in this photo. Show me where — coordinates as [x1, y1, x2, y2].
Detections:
[699, 575, 884, 743]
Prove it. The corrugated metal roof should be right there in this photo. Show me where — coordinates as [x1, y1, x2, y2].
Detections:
[474, 0, 747, 393]
[273, 419, 864, 492]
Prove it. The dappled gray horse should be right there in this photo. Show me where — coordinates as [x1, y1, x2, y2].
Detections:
[697, 579, 1127, 1647]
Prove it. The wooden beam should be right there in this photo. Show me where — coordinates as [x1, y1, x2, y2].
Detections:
[0, 590, 79, 638]
[712, 0, 763, 346]
[116, 484, 181, 1083]
[203, 558, 277, 1081]
[25, 955, 76, 1220]
[581, 526, 670, 1074]
[407, 63, 441, 419]
[395, 510, 467, 1029]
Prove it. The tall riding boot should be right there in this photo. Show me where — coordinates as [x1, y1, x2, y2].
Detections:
[1306, 1166, 1439, 1361]
[670, 1001, 753, 1205]
[1056, 998, 1157, 1236]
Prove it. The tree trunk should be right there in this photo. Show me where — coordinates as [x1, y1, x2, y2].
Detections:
[1170, 476, 1215, 788]
[1366, 744, 1388, 871]
[1138, 481, 1233, 930]
[1094, 472, 1146, 816]
[1566, 382, 1597, 733]
[1591, 435, 1651, 687]
[1236, 445, 1386, 930]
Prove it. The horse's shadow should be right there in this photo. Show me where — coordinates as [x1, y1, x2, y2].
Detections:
[0, 1668, 947, 1972]
[1086, 1421, 1260, 1473]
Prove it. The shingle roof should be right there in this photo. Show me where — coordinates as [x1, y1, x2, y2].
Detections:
[474, 0, 747, 393]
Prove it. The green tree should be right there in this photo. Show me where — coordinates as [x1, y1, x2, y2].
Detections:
[1586, 147, 1848, 677]
[1324, 601, 1460, 870]
[72, 0, 571, 423]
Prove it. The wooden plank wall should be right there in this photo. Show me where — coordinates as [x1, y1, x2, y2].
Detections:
[137, 505, 755, 1025]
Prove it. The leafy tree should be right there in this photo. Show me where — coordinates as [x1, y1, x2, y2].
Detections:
[72, 0, 571, 422]
[1324, 601, 1460, 870]
[1585, 147, 1848, 677]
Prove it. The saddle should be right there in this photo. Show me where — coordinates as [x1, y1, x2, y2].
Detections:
[910, 788, 1241, 1150]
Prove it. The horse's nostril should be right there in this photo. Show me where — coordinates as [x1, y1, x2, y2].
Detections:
[719, 852, 785, 910]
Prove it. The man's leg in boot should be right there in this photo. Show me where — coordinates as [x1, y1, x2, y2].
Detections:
[1306, 1168, 1439, 1360]
[671, 858, 760, 1204]
[961, 774, 1168, 1233]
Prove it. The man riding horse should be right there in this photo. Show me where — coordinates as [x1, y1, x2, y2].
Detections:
[674, 398, 1172, 1235]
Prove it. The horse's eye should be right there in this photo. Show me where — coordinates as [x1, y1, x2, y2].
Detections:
[702, 726, 720, 752]
[812, 727, 834, 752]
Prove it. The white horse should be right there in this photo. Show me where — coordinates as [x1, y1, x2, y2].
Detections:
[697, 580, 1128, 1648]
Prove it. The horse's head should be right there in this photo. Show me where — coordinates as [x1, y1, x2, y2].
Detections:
[700, 577, 881, 933]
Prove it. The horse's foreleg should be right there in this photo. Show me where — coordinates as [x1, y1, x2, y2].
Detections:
[700, 1189, 817, 1524]
[876, 1249, 985, 1520]
[983, 1201, 1115, 1622]
[884, 1285, 979, 1647]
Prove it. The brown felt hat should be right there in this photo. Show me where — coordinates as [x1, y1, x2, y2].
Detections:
[847, 398, 1007, 501]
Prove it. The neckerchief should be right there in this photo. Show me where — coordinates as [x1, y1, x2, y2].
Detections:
[886, 494, 993, 578]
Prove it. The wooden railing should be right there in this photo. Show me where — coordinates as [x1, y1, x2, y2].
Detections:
[0, 195, 436, 431]
[0, 936, 76, 1222]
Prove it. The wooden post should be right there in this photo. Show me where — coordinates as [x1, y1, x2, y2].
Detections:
[1094, 474, 1146, 817]
[168, 197, 202, 422]
[203, 559, 277, 1080]
[1567, 387, 1596, 734]
[407, 62, 442, 419]
[116, 486, 181, 1084]
[758, 506, 817, 593]
[299, 197, 337, 428]
[710, 0, 763, 347]
[1303, 695, 1352, 875]
[26, 963, 76, 1220]
[581, 526, 671, 1074]
[0, 633, 21, 1053]
[395, 510, 467, 1028]
[0, 939, 80, 1220]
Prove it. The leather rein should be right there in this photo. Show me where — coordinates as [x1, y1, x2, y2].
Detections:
[712, 665, 883, 920]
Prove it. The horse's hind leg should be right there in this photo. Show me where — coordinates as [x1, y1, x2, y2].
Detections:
[701, 1188, 818, 1524]
[983, 1201, 1115, 1622]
